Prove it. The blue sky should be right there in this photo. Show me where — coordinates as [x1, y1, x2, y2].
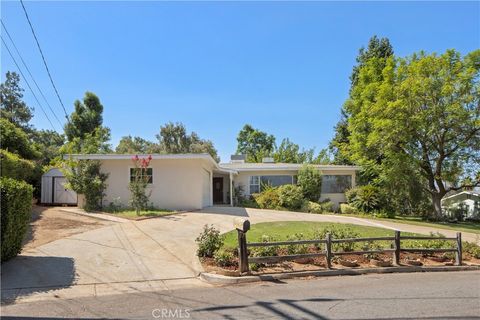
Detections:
[1, 1, 479, 162]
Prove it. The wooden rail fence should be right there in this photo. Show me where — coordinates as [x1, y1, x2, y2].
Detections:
[235, 220, 462, 274]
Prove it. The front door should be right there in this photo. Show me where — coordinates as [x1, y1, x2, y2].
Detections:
[213, 177, 223, 203]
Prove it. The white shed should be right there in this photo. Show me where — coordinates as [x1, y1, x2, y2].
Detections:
[41, 168, 77, 205]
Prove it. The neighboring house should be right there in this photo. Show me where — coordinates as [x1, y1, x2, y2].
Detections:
[64, 153, 359, 211]
[441, 191, 480, 219]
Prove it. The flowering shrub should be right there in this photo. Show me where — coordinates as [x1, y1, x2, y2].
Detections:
[129, 155, 152, 214]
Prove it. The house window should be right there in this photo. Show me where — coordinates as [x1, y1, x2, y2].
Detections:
[321, 175, 352, 193]
[249, 175, 295, 193]
[260, 175, 295, 188]
[249, 176, 260, 193]
[130, 168, 153, 184]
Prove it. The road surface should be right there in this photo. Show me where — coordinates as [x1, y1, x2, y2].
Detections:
[2, 271, 479, 319]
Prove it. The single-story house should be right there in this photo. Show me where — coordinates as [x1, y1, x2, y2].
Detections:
[441, 191, 480, 219]
[65, 153, 360, 211]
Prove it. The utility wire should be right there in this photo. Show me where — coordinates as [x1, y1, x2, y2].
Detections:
[1, 19, 63, 128]
[1, 36, 57, 131]
[19, 0, 70, 123]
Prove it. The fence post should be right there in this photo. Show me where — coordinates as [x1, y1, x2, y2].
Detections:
[235, 218, 250, 274]
[394, 230, 401, 266]
[455, 232, 462, 266]
[326, 233, 332, 269]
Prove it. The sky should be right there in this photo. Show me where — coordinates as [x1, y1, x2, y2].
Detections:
[1, 1, 479, 162]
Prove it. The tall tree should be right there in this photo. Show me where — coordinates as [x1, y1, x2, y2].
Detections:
[274, 138, 314, 164]
[64, 92, 106, 141]
[0, 118, 39, 160]
[236, 124, 276, 162]
[349, 49, 480, 218]
[30, 129, 65, 165]
[156, 122, 219, 162]
[63, 92, 110, 153]
[115, 135, 158, 154]
[330, 36, 394, 165]
[0, 72, 33, 129]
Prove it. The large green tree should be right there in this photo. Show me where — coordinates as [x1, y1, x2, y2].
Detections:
[115, 135, 158, 154]
[330, 36, 394, 165]
[274, 138, 314, 163]
[348, 49, 480, 218]
[236, 124, 276, 162]
[30, 129, 65, 166]
[0, 72, 33, 130]
[156, 122, 219, 162]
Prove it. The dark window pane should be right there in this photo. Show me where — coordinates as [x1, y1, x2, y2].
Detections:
[321, 175, 352, 193]
[260, 175, 293, 190]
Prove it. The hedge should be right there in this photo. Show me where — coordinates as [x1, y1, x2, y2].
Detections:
[1, 177, 33, 262]
[0, 149, 36, 182]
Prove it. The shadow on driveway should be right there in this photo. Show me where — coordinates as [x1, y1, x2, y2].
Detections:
[1, 255, 75, 304]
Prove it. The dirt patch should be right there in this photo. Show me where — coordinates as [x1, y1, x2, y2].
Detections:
[23, 206, 113, 250]
[201, 251, 480, 276]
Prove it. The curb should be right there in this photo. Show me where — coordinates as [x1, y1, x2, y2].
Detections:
[199, 265, 480, 285]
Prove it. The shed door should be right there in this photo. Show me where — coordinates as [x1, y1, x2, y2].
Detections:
[202, 169, 211, 208]
[54, 177, 77, 204]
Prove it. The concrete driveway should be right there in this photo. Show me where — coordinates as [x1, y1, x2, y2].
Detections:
[2, 206, 478, 304]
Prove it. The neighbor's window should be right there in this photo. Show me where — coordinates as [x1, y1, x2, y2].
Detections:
[321, 175, 352, 193]
[249, 176, 260, 193]
[130, 168, 153, 184]
[260, 175, 295, 189]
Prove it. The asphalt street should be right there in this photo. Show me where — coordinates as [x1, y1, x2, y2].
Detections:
[2, 271, 479, 320]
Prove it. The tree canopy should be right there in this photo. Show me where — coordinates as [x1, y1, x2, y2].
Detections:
[156, 122, 219, 162]
[0, 71, 33, 130]
[115, 135, 158, 154]
[346, 49, 480, 218]
[236, 124, 276, 162]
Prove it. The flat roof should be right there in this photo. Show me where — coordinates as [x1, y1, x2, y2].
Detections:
[219, 162, 360, 172]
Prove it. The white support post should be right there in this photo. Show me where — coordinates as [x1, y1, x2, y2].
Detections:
[230, 172, 233, 207]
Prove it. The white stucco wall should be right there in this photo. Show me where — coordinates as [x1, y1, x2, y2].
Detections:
[98, 158, 214, 210]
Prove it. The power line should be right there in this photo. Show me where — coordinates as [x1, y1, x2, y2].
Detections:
[1, 19, 63, 128]
[19, 0, 70, 122]
[1, 36, 57, 131]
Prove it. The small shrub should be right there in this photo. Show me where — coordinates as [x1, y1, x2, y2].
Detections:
[340, 203, 358, 214]
[286, 233, 309, 254]
[463, 242, 480, 259]
[0, 149, 36, 182]
[313, 226, 360, 252]
[250, 235, 278, 257]
[214, 248, 236, 267]
[320, 200, 335, 213]
[195, 224, 223, 258]
[277, 184, 304, 210]
[301, 201, 323, 214]
[239, 197, 259, 208]
[1, 177, 33, 262]
[253, 188, 281, 210]
[249, 263, 260, 271]
[297, 165, 322, 201]
[348, 185, 384, 213]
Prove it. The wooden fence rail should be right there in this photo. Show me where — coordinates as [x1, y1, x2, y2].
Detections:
[235, 220, 463, 274]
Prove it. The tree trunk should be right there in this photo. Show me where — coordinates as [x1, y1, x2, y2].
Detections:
[431, 193, 444, 220]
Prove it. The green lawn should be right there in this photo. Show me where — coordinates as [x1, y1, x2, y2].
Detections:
[341, 214, 480, 235]
[103, 209, 175, 220]
[222, 221, 406, 249]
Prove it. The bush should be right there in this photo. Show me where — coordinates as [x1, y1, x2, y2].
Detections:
[253, 187, 281, 210]
[250, 235, 279, 257]
[340, 203, 358, 214]
[214, 248, 236, 267]
[463, 242, 480, 259]
[348, 185, 384, 213]
[286, 233, 309, 254]
[65, 160, 108, 212]
[277, 184, 304, 210]
[1, 177, 33, 262]
[297, 165, 322, 201]
[0, 149, 36, 181]
[195, 224, 223, 258]
[301, 200, 335, 214]
[313, 226, 360, 252]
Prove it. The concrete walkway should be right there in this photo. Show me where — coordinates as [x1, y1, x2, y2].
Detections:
[2, 206, 478, 304]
